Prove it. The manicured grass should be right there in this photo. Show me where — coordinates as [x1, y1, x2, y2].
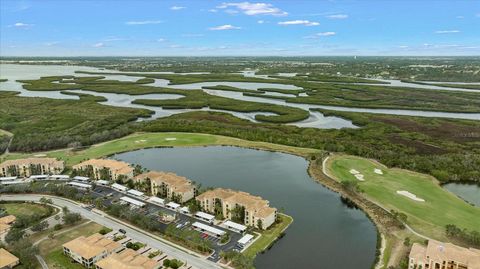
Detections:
[326, 155, 480, 240]
[2, 132, 320, 166]
[243, 214, 293, 258]
[0, 202, 52, 218]
[45, 249, 85, 269]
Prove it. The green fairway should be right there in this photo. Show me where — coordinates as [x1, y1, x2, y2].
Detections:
[2, 132, 320, 166]
[326, 155, 480, 240]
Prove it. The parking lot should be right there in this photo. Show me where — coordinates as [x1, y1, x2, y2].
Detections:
[90, 185, 243, 262]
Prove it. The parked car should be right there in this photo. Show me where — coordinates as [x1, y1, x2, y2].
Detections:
[119, 229, 127, 234]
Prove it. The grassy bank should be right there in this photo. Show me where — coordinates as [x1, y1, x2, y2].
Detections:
[325, 154, 480, 240]
[243, 214, 293, 259]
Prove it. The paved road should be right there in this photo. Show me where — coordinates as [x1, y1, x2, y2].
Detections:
[1, 194, 223, 269]
[35, 255, 49, 269]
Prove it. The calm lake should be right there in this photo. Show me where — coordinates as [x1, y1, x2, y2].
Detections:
[111, 146, 377, 269]
[444, 183, 480, 207]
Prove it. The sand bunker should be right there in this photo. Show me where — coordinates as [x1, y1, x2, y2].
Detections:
[350, 169, 365, 181]
[134, 139, 147, 143]
[374, 168, 383, 175]
[354, 174, 365, 181]
[396, 190, 425, 202]
[34, 154, 46, 157]
[165, 138, 177, 141]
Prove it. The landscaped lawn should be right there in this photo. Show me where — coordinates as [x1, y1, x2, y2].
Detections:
[3, 132, 320, 166]
[326, 154, 480, 240]
[38, 222, 104, 268]
[243, 214, 293, 258]
[0, 202, 53, 218]
[45, 249, 85, 269]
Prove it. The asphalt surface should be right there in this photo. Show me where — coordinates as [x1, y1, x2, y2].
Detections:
[1, 194, 224, 269]
[91, 185, 243, 259]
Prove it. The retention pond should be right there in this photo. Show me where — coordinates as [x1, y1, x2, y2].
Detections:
[111, 146, 377, 269]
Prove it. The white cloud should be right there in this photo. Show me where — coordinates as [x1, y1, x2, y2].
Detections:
[456, 16, 464, 19]
[125, 20, 162, 25]
[257, 20, 265, 24]
[326, 14, 348, 19]
[304, 32, 336, 38]
[170, 6, 185, 10]
[208, 9, 218, 12]
[11, 22, 33, 28]
[398, 45, 409, 49]
[217, 2, 287, 16]
[209, 24, 241, 31]
[157, 38, 166, 42]
[93, 42, 105, 48]
[435, 30, 460, 34]
[278, 20, 319, 26]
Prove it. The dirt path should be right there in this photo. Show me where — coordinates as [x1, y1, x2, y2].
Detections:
[32, 220, 92, 246]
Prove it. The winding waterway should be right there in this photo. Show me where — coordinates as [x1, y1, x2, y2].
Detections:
[111, 146, 378, 269]
[1, 63, 479, 128]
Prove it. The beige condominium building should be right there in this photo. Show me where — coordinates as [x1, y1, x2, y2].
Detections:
[73, 159, 134, 181]
[409, 240, 480, 269]
[95, 248, 161, 269]
[196, 188, 277, 230]
[0, 158, 65, 177]
[0, 248, 19, 269]
[135, 171, 195, 203]
[63, 233, 123, 268]
[0, 215, 16, 235]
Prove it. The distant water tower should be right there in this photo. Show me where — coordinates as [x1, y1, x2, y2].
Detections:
[354, 56, 357, 60]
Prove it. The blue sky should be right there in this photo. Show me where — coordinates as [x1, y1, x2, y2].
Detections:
[1, 0, 479, 56]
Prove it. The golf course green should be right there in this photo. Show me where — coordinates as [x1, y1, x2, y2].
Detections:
[325, 154, 480, 240]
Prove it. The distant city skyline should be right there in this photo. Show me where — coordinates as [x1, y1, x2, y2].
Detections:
[1, 0, 479, 56]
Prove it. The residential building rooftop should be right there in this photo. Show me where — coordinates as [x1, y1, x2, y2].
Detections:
[0, 157, 63, 167]
[410, 240, 480, 269]
[135, 171, 193, 193]
[0, 248, 19, 268]
[95, 248, 160, 269]
[197, 188, 274, 213]
[73, 159, 133, 175]
[0, 215, 16, 224]
[62, 233, 122, 260]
